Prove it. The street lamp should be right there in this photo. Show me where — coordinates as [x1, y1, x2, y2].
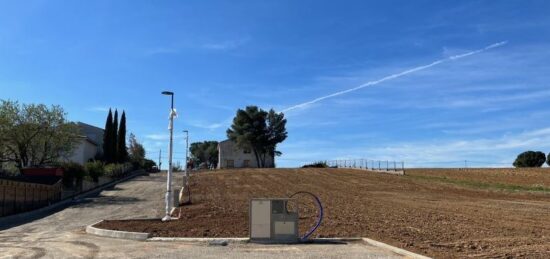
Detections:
[162, 91, 175, 221]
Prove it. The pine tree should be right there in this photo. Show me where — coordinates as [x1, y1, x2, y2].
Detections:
[103, 109, 113, 163]
[117, 111, 128, 163]
[112, 109, 119, 163]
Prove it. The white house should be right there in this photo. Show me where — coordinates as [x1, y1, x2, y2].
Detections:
[67, 122, 104, 165]
[217, 139, 274, 169]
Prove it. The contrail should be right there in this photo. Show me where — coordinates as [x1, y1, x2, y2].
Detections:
[281, 41, 508, 113]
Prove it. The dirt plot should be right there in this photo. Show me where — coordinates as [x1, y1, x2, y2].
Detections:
[97, 168, 550, 258]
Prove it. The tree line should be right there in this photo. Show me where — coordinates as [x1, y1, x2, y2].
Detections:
[513, 151, 550, 168]
[189, 141, 218, 169]
[102, 109, 128, 163]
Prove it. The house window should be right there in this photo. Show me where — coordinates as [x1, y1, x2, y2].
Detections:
[226, 160, 234, 168]
[243, 148, 251, 154]
[243, 160, 250, 167]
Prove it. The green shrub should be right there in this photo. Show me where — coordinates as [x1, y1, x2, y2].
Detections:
[85, 161, 105, 183]
[302, 161, 329, 168]
[104, 163, 125, 179]
[142, 159, 156, 172]
[0, 163, 20, 177]
[513, 151, 546, 168]
[59, 162, 85, 188]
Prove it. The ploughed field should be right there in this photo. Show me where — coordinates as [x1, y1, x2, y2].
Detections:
[98, 168, 550, 258]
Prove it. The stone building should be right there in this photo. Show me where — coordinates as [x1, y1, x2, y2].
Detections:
[217, 140, 274, 169]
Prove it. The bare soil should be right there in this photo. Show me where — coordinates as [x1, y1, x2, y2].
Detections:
[96, 168, 550, 258]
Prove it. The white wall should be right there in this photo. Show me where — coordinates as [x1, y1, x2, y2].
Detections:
[67, 139, 97, 165]
[217, 140, 274, 169]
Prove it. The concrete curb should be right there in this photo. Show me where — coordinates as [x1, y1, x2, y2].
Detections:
[147, 237, 365, 244]
[148, 237, 249, 243]
[363, 238, 431, 259]
[86, 227, 430, 258]
[86, 220, 151, 241]
[0, 170, 146, 225]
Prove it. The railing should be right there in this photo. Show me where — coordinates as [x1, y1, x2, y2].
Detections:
[306, 159, 405, 172]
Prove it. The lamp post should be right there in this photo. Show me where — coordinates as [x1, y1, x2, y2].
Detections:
[182, 130, 191, 204]
[161, 91, 175, 221]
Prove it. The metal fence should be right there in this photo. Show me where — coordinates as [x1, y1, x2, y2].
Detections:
[302, 159, 405, 172]
[334, 159, 404, 171]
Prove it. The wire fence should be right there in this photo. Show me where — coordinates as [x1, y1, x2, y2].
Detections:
[322, 159, 404, 171]
[299, 159, 514, 169]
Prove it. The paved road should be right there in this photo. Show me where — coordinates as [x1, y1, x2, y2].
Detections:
[0, 173, 404, 258]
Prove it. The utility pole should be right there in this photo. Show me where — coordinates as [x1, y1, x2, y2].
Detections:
[158, 149, 162, 171]
[161, 91, 176, 221]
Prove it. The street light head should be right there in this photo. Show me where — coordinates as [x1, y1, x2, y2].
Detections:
[161, 91, 174, 96]
[183, 130, 188, 133]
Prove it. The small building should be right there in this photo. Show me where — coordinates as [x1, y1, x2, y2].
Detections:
[217, 140, 274, 169]
[67, 122, 104, 165]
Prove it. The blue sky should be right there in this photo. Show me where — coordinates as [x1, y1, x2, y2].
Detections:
[1, 1, 550, 168]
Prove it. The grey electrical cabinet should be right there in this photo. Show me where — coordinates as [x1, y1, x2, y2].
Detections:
[249, 198, 299, 243]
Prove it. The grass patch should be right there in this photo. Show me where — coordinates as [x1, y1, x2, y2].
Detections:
[407, 174, 550, 193]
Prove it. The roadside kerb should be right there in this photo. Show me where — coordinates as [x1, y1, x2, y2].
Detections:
[149, 237, 249, 243]
[86, 221, 431, 258]
[363, 238, 431, 259]
[86, 220, 151, 241]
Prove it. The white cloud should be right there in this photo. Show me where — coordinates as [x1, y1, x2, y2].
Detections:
[87, 106, 110, 112]
[186, 117, 233, 130]
[281, 41, 508, 113]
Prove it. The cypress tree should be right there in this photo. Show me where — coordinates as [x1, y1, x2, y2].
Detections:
[112, 109, 119, 163]
[117, 111, 128, 163]
[103, 109, 113, 163]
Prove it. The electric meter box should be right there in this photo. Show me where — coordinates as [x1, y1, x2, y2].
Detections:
[249, 198, 299, 243]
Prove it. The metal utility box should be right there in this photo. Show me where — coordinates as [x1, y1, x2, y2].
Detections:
[249, 198, 299, 243]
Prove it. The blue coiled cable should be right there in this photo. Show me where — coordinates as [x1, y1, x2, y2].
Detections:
[288, 191, 324, 241]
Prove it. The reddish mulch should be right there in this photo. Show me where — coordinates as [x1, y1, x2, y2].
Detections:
[96, 168, 550, 258]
